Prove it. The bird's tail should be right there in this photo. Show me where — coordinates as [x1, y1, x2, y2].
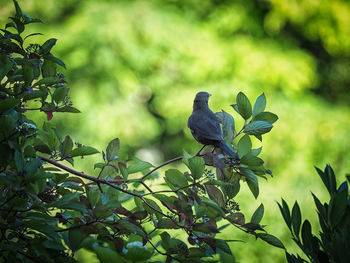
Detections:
[218, 141, 240, 161]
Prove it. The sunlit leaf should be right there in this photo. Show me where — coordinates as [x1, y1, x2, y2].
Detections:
[40, 38, 57, 55]
[251, 203, 264, 224]
[252, 93, 266, 117]
[106, 138, 120, 162]
[127, 158, 153, 174]
[253, 111, 278, 124]
[94, 247, 123, 263]
[188, 157, 205, 179]
[70, 146, 99, 157]
[236, 92, 252, 120]
[237, 134, 252, 157]
[165, 169, 188, 189]
[244, 121, 273, 136]
[216, 110, 235, 143]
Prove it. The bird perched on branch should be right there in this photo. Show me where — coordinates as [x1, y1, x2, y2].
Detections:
[188, 91, 240, 160]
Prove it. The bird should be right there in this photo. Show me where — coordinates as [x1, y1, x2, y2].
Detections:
[188, 91, 240, 160]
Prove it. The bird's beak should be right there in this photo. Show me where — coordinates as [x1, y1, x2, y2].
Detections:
[208, 93, 212, 96]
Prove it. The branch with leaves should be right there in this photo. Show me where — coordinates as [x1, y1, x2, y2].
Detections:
[0, 1, 283, 262]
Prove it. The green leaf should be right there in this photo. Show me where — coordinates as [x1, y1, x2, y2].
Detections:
[70, 146, 99, 157]
[205, 185, 225, 208]
[60, 135, 73, 158]
[257, 233, 285, 249]
[241, 153, 264, 167]
[0, 98, 19, 113]
[188, 157, 205, 179]
[153, 194, 177, 204]
[9, 17, 24, 33]
[253, 112, 278, 124]
[224, 178, 240, 199]
[94, 247, 123, 263]
[124, 241, 153, 261]
[220, 252, 237, 263]
[241, 168, 259, 199]
[165, 169, 188, 189]
[236, 92, 252, 120]
[328, 187, 348, 226]
[216, 110, 235, 143]
[291, 201, 301, 236]
[157, 218, 180, 229]
[251, 147, 262, 156]
[160, 232, 171, 250]
[143, 198, 162, 220]
[40, 38, 57, 55]
[23, 63, 34, 86]
[59, 203, 87, 213]
[33, 138, 51, 154]
[118, 161, 128, 180]
[278, 199, 291, 229]
[251, 203, 264, 224]
[13, 0, 23, 18]
[244, 121, 273, 136]
[252, 93, 266, 117]
[33, 77, 61, 87]
[106, 138, 120, 162]
[226, 212, 245, 225]
[86, 187, 100, 208]
[56, 106, 81, 113]
[237, 134, 252, 158]
[14, 150, 25, 172]
[68, 228, 87, 252]
[46, 55, 66, 69]
[211, 238, 232, 255]
[301, 220, 313, 249]
[127, 158, 153, 174]
[42, 240, 66, 251]
[42, 58, 57, 77]
[325, 165, 337, 195]
[53, 87, 69, 103]
[24, 32, 43, 40]
[117, 220, 146, 238]
[193, 221, 219, 233]
[0, 54, 14, 80]
[182, 150, 192, 167]
[201, 197, 225, 217]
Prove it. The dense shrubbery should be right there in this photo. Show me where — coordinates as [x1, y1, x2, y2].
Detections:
[0, 2, 283, 262]
[279, 165, 350, 263]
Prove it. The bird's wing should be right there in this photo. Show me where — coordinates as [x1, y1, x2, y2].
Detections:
[188, 113, 223, 141]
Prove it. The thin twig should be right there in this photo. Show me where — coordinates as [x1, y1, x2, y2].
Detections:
[140, 156, 183, 181]
[142, 183, 197, 196]
[232, 122, 247, 140]
[147, 238, 168, 256]
[56, 220, 98, 232]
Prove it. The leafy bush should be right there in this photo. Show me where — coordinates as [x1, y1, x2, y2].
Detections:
[0, 1, 281, 262]
[278, 165, 350, 263]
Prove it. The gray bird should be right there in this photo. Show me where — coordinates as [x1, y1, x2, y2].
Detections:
[188, 91, 240, 160]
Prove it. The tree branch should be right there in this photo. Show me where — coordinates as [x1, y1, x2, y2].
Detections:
[38, 155, 142, 198]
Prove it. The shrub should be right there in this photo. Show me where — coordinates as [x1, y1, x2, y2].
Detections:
[279, 165, 350, 263]
[0, 1, 281, 262]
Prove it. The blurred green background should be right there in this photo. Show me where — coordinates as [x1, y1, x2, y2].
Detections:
[1, 0, 350, 262]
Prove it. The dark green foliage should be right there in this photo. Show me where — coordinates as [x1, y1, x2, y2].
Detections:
[278, 165, 350, 263]
[0, 1, 281, 262]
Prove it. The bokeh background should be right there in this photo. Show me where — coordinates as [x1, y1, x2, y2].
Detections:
[1, 0, 350, 262]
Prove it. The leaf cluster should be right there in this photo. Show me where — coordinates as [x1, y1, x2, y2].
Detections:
[278, 165, 350, 263]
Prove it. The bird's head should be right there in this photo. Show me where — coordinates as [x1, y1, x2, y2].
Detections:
[194, 92, 211, 107]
